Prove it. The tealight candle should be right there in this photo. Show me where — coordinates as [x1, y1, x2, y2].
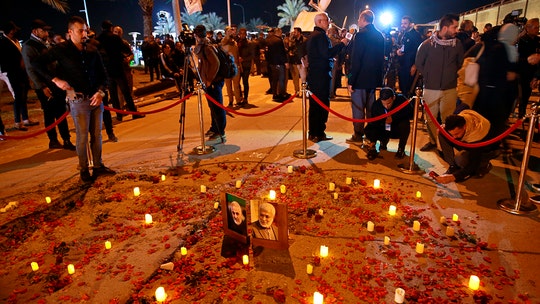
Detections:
[45, 196, 51, 204]
[318, 208, 324, 216]
[468, 275, 480, 290]
[133, 187, 140, 197]
[346, 177, 352, 185]
[105, 241, 112, 249]
[31, 262, 39, 271]
[181, 247, 187, 256]
[145, 214, 153, 224]
[242, 254, 249, 265]
[415, 242, 424, 254]
[416, 191, 422, 198]
[445, 226, 455, 237]
[367, 221, 374, 232]
[307, 263, 313, 274]
[200, 185, 207, 193]
[67, 264, 75, 275]
[328, 182, 335, 191]
[155, 286, 167, 302]
[287, 165, 293, 173]
[452, 214, 459, 221]
[333, 192, 338, 200]
[161, 174, 166, 181]
[395, 288, 405, 303]
[373, 179, 381, 189]
[313, 291, 323, 304]
[384, 236, 390, 245]
[236, 180, 242, 188]
[388, 205, 396, 216]
[269, 190, 276, 200]
[413, 220, 421, 231]
[320, 245, 328, 258]
[280, 185, 286, 194]
[214, 202, 219, 209]
[439, 216, 446, 224]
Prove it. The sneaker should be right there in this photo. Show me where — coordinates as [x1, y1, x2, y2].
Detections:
[49, 140, 63, 149]
[205, 129, 216, 137]
[395, 149, 405, 159]
[420, 142, 437, 152]
[63, 140, 76, 151]
[132, 114, 145, 119]
[14, 123, 28, 131]
[23, 120, 39, 126]
[346, 134, 364, 144]
[208, 133, 226, 144]
[93, 166, 116, 177]
[80, 169, 94, 183]
[107, 133, 118, 142]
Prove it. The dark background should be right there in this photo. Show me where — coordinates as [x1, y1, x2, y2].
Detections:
[0, 0, 496, 39]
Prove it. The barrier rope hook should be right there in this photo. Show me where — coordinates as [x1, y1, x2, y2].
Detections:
[293, 83, 317, 159]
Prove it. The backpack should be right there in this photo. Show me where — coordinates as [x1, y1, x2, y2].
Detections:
[212, 45, 238, 80]
[457, 43, 484, 108]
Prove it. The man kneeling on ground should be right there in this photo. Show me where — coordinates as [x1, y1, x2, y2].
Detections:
[365, 87, 413, 160]
[435, 109, 499, 184]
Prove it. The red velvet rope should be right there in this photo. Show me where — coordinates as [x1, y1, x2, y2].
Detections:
[422, 100, 523, 148]
[104, 92, 194, 115]
[310, 91, 412, 123]
[204, 93, 295, 116]
[0, 111, 70, 140]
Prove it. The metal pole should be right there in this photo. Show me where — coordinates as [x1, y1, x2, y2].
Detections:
[193, 83, 216, 155]
[227, 0, 232, 26]
[498, 106, 539, 215]
[399, 87, 422, 173]
[293, 83, 317, 159]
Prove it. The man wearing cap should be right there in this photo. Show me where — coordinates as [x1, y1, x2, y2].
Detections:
[364, 87, 413, 160]
[22, 19, 76, 150]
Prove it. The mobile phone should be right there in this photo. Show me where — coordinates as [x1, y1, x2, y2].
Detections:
[345, 32, 353, 40]
[429, 171, 439, 178]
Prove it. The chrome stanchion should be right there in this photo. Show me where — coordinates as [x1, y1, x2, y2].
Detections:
[398, 87, 422, 173]
[293, 83, 317, 159]
[498, 105, 539, 215]
[193, 83, 216, 155]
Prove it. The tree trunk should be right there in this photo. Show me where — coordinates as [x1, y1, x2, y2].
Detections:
[139, 0, 154, 37]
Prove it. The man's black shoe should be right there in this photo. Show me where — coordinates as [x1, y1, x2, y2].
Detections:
[420, 142, 437, 152]
[265, 89, 273, 95]
[444, 165, 460, 175]
[346, 134, 363, 144]
[395, 149, 405, 159]
[310, 134, 333, 143]
[132, 114, 145, 119]
[367, 148, 379, 160]
[475, 162, 493, 178]
[63, 140, 76, 151]
[49, 140, 63, 149]
[80, 170, 94, 183]
[116, 114, 123, 121]
[93, 166, 116, 177]
[107, 133, 118, 142]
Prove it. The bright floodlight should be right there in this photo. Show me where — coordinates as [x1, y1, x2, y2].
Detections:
[380, 12, 393, 26]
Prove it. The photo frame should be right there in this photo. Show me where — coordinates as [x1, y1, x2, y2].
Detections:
[250, 200, 288, 250]
[221, 192, 248, 244]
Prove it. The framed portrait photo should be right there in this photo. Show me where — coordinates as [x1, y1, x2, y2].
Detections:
[250, 200, 288, 250]
[221, 192, 248, 243]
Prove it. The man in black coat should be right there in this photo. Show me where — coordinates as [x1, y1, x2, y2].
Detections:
[396, 16, 423, 97]
[306, 13, 347, 142]
[265, 27, 290, 102]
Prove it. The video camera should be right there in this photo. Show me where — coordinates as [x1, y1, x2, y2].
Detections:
[503, 9, 527, 29]
[179, 23, 196, 48]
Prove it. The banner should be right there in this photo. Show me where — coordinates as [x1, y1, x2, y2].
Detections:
[184, 0, 202, 15]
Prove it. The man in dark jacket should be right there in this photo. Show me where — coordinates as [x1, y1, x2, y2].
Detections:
[306, 13, 347, 142]
[265, 28, 290, 102]
[346, 10, 385, 144]
[237, 28, 255, 107]
[396, 16, 423, 97]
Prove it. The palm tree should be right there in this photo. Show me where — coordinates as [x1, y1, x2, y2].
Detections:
[139, 0, 154, 36]
[40, 0, 69, 13]
[247, 18, 266, 32]
[276, 0, 308, 29]
[204, 12, 226, 31]
[180, 10, 205, 28]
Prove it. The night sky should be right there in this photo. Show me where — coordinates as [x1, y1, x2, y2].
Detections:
[0, 0, 496, 39]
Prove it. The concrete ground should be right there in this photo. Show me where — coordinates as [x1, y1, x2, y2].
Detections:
[0, 69, 539, 303]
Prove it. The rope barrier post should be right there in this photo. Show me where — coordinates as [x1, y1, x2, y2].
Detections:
[398, 87, 422, 174]
[293, 82, 317, 159]
[87, 141, 94, 168]
[193, 83, 216, 155]
[497, 105, 539, 215]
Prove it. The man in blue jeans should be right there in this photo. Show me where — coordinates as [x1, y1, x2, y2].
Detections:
[35, 16, 116, 182]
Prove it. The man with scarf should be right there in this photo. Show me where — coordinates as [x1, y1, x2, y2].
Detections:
[415, 14, 464, 152]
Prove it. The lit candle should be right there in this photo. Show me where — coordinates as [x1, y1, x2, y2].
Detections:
[155, 286, 167, 302]
[318, 208, 324, 216]
[242, 255, 249, 265]
[439, 216, 446, 224]
[269, 190, 276, 200]
[367, 221, 374, 232]
[161, 174, 166, 181]
[373, 179, 380, 189]
[307, 263, 313, 274]
[388, 205, 396, 216]
[452, 214, 459, 221]
[200, 185, 207, 193]
[346, 177, 352, 185]
[280, 185, 286, 194]
[320, 245, 328, 258]
[214, 202, 219, 209]
[413, 220, 420, 231]
[468, 275, 480, 290]
[394, 288, 405, 303]
[45, 196, 51, 204]
[236, 180, 242, 188]
[67, 264, 75, 275]
[145, 214, 153, 224]
[384, 236, 390, 245]
[133, 187, 140, 197]
[181, 247, 187, 256]
[328, 182, 335, 191]
[31, 262, 39, 271]
[287, 165, 293, 173]
[105, 241, 112, 249]
[415, 242, 424, 254]
[313, 291, 323, 304]
[445, 226, 455, 237]
[333, 192, 338, 200]
[416, 191, 422, 198]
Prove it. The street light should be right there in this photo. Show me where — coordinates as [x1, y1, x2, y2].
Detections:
[233, 3, 245, 24]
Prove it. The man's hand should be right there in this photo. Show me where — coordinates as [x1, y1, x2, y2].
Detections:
[52, 77, 72, 91]
[43, 87, 53, 100]
[435, 174, 456, 184]
[347, 84, 354, 93]
[90, 91, 104, 106]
